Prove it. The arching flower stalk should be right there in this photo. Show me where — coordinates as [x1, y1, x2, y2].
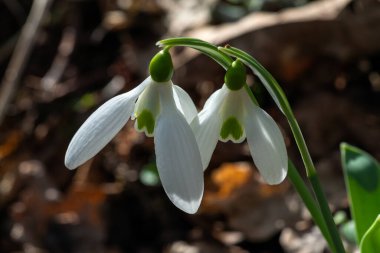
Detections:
[191, 60, 288, 185]
[65, 49, 204, 214]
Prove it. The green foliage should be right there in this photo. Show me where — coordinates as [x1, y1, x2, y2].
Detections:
[360, 215, 380, 253]
[341, 143, 380, 243]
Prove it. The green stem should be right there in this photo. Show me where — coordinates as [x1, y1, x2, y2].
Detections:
[244, 84, 259, 105]
[288, 111, 345, 253]
[244, 81, 335, 251]
[158, 37, 232, 68]
[309, 174, 347, 253]
[243, 78, 336, 251]
[159, 39, 259, 107]
[158, 37, 345, 252]
[220, 46, 346, 253]
[287, 160, 335, 251]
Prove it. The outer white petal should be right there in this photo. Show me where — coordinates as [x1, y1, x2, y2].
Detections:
[172, 85, 198, 124]
[191, 87, 227, 170]
[65, 79, 150, 170]
[154, 85, 204, 214]
[243, 96, 288, 185]
[204, 85, 229, 108]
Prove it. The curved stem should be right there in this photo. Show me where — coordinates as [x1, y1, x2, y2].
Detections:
[157, 37, 345, 253]
[244, 84, 259, 105]
[287, 160, 335, 251]
[158, 37, 232, 69]
[220, 46, 346, 253]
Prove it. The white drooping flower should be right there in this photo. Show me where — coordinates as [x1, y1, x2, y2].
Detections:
[191, 61, 288, 185]
[65, 50, 204, 214]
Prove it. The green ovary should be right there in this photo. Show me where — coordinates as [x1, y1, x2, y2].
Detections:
[220, 117, 244, 141]
[136, 110, 155, 135]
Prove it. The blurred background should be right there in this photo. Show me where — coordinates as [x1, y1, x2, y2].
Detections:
[0, 0, 380, 252]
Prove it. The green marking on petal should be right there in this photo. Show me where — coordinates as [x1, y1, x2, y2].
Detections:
[137, 109, 155, 135]
[220, 117, 243, 141]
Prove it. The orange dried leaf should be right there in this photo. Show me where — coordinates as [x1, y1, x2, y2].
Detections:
[0, 131, 23, 159]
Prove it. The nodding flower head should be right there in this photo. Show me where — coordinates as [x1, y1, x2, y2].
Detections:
[191, 60, 288, 185]
[65, 50, 204, 214]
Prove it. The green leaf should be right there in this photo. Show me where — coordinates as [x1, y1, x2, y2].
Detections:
[360, 215, 380, 253]
[341, 143, 380, 243]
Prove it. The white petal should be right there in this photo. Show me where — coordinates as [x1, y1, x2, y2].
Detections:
[191, 111, 221, 171]
[243, 97, 288, 185]
[172, 85, 198, 124]
[130, 77, 157, 120]
[65, 80, 149, 170]
[133, 80, 160, 117]
[154, 86, 204, 214]
[204, 85, 229, 108]
[191, 87, 226, 170]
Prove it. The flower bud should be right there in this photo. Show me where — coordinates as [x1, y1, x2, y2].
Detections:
[225, 60, 246, 90]
[149, 49, 174, 82]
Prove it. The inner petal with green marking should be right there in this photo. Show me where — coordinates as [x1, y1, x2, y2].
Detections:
[136, 109, 155, 136]
[220, 117, 244, 143]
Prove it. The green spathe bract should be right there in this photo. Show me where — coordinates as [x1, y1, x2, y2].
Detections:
[341, 143, 380, 243]
[220, 117, 244, 141]
[149, 49, 174, 82]
[225, 60, 246, 90]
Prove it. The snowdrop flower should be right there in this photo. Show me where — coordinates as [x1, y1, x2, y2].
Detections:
[65, 50, 204, 214]
[191, 60, 288, 185]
